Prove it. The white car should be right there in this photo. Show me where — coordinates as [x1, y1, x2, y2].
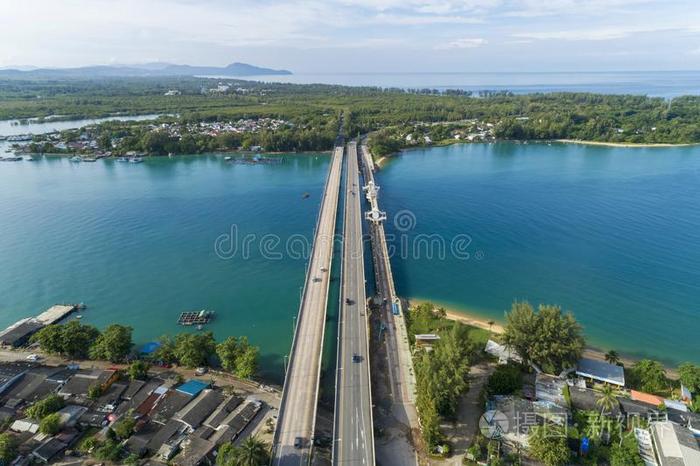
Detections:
[26, 354, 41, 362]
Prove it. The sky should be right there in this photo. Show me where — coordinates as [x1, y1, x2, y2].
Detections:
[0, 0, 698, 72]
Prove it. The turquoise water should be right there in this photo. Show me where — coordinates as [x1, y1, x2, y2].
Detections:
[1, 144, 699, 376]
[0, 154, 330, 381]
[378, 143, 700, 366]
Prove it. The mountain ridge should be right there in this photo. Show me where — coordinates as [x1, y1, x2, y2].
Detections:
[0, 62, 292, 78]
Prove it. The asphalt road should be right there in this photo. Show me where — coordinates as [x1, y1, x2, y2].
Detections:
[333, 141, 375, 465]
[358, 143, 419, 466]
[273, 146, 344, 466]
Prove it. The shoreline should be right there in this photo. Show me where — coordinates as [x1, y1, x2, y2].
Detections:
[411, 299, 679, 378]
[556, 138, 699, 148]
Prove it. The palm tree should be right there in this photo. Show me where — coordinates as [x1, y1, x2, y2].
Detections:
[596, 384, 618, 416]
[604, 350, 621, 366]
[487, 320, 495, 334]
[235, 436, 270, 466]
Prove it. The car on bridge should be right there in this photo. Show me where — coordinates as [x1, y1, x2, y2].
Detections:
[352, 353, 362, 363]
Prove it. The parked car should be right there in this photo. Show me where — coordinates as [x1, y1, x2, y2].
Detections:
[195, 367, 208, 376]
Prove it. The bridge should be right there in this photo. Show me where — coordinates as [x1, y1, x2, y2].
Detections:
[272, 145, 344, 466]
[332, 141, 375, 465]
[358, 142, 419, 465]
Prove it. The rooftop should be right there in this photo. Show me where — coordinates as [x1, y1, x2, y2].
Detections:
[176, 380, 210, 397]
[576, 358, 625, 387]
[651, 421, 700, 466]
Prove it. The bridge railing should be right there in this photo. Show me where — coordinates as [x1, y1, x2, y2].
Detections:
[272, 146, 342, 461]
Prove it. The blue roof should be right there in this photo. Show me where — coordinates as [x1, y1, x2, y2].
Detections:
[176, 379, 210, 397]
[139, 342, 161, 354]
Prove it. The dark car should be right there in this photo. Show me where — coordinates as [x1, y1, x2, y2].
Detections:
[345, 297, 354, 305]
[352, 353, 362, 363]
[294, 437, 304, 449]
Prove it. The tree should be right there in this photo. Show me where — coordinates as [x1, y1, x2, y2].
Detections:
[26, 394, 64, 420]
[216, 437, 270, 466]
[629, 360, 668, 394]
[0, 433, 18, 465]
[88, 383, 103, 400]
[89, 324, 133, 362]
[502, 302, 584, 374]
[39, 412, 61, 435]
[112, 412, 136, 440]
[605, 350, 622, 366]
[487, 363, 522, 395]
[596, 385, 618, 416]
[174, 332, 216, 368]
[528, 425, 570, 466]
[610, 435, 644, 466]
[217, 336, 242, 372]
[678, 363, 700, 394]
[236, 436, 271, 466]
[32, 321, 100, 359]
[153, 335, 177, 364]
[128, 360, 150, 380]
[234, 346, 259, 379]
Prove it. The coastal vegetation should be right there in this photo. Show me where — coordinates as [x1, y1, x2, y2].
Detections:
[502, 301, 585, 374]
[406, 302, 484, 451]
[30, 320, 260, 379]
[3, 77, 700, 159]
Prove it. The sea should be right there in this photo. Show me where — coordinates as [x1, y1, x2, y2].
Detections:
[242, 70, 700, 98]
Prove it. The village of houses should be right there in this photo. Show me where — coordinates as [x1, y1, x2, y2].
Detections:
[477, 337, 700, 465]
[0, 306, 280, 466]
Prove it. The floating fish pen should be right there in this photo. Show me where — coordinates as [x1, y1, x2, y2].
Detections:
[177, 310, 215, 326]
[231, 156, 283, 165]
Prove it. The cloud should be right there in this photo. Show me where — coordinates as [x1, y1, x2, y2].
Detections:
[435, 37, 488, 49]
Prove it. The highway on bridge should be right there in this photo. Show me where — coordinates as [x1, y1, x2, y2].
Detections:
[333, 141, 375, 465]
[273, 145, 344, 466]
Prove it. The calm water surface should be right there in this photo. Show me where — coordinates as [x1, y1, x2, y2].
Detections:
[378, 143, 700, 365]
[1, 143, 698, 376]
[0, 154, 329, 381]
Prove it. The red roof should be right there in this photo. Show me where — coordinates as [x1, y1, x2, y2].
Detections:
[630, 390, 664, 406]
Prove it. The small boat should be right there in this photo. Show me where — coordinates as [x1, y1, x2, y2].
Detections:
[23, 155, 36, 161]
[75, 315, 83, 320]
[128, 157, 143, 164]
[0, 156, 22, 162]
[70, 156, 82, 162]
[77, 302, 87, 310]
[82, 157, 97, 162]
[116, 157, 129, 162]
[302, 192, 310, 199]
[224, 156, 233, 162]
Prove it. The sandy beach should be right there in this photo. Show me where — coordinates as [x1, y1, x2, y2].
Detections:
[556, 139, 699, 148]
[412, 300, 679, 378]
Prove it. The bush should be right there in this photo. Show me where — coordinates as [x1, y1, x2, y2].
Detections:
[25, 394, 64, 420]
[486, 364, 522, 395]
[39, 412, 61, 435]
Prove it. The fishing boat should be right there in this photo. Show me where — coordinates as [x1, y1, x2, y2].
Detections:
[116, 157, 129, 162]
[302, 192, 310, 199]
[82, 157, 97, 162]
[224, 156, 233, 161]
[23, 155, 36, 161]
[128, 156, 143, 164]
[70, 156, 82, 162]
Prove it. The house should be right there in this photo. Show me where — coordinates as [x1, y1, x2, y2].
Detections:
[175, 389, 225, 431]
[535, 373, 567, 407]
[485, 340, 522, 364]
[0, 363, 31, 396]
[32, 438, 68, 463]
[56, 405, 88, 428]
[0, 319, 44, 348]
[10, 418, 40, 434]
[650, 421, 700, 465]
[575, 358, 625, 387]
[172, 436, 216, 466]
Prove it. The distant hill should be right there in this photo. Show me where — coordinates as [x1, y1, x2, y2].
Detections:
[0, 62, 292, 79]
